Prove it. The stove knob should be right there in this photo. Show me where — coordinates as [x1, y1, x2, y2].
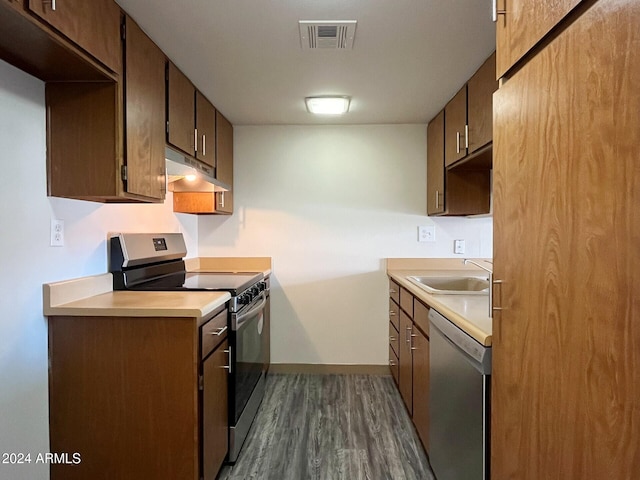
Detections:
[251, 287, 260, 296]
[258, 282, 266, 292]
[240, 293, 250, 304]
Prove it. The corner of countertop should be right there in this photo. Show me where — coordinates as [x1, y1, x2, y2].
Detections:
[43, 273, 113, 315]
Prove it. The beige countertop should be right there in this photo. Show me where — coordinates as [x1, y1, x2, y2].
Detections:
[43, 256, 272, 320]
[387, 258, 492, 346]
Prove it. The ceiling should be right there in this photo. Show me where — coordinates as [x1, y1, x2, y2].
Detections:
[116, 0, 495, 126]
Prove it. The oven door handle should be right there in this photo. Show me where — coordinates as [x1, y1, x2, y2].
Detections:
[233, 293, 267, 330]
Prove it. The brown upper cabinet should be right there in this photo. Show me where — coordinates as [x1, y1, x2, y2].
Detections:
[467, 52, 497, 154]
[46, 15, 166, 202]
[445, 52, 497, 168]
[123, 16, 166, 201]
[167, 62, 216, 169]
[215, 111, 234, 214]
[27, 0, 122, 74]
[444, 86, 467, 167]
[495, 0, 584, 78]
[426, 110, 445, 215]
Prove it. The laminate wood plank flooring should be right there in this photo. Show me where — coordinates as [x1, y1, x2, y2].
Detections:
[218, 374, 434, 480]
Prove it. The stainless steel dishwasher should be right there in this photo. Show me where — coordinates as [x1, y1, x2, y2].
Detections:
[429, 308, 491, 480]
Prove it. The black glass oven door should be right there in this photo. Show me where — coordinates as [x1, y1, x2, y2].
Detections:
[231, 292, 266, 424]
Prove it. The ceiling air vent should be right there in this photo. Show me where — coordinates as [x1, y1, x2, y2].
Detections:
[299, 20, 357, 50]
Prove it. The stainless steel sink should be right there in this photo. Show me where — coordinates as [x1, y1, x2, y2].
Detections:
[407, 276, 489, 295]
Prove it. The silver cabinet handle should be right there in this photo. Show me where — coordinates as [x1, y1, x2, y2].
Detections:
[194, 128, 198, 152]
[389, 289, 397, 294]
[389, 360, 396, 367]
[435, 190, 439, 209]
[456, 131, 461, 154]
[43, 0, 56, 10]
[464, 124, 469, 149]
[210, 326, 227, 336]
[492, 0, 506, 22]
[202, 134, 206, 156]
[223, 347, 232, 373]
[219, 191, 225, 208]
[492, 279, 504, 313]
[389, 336, 396, 341]
[389, 311, 397, 316]
[410, 333, 417, 350]
[405, 326, 411, 344]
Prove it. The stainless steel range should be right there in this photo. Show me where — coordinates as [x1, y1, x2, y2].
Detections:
[109, 232, 268, 463]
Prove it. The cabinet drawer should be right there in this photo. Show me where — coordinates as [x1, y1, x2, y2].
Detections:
[389, 345, 399, 385]
[389, 278, 400, 304]
[389, 321, 399, 357]
[400, 287, 414, 318]
[201, 309, 228, 359]
[414, 299, 430, 338]
[389, 298, 399, 330]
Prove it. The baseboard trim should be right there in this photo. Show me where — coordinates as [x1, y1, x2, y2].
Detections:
[268, 364, 390, 375]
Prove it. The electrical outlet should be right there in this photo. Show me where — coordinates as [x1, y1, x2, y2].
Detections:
[454, 239, 465, 254]
[50, 219, 64, 247]
[418, 225, 436, 242]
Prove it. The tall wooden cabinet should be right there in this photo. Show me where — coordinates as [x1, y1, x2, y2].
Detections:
[215, 111, 234, 214]
[426, 110, 445, 215]
[444, 86, 467, 167]
[492, 1, 640, 478]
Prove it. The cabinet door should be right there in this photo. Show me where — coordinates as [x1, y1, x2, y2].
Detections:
[492, 1, 640, 478]
[203, 339, 229, 480]
[467, 52, 497, 154]
[215, 111, 234, 214]
[426, 110, 445, 215]
[412, 327, 429, 452]
[167, 62, 196, 156]
[444, 86, 467, 167]
[27, 0, 121, 73]
[495, 0, 583, 78]
[124, 16, 165, 200]
[195, 91, 216, 168]
[398, 309, 413, 415]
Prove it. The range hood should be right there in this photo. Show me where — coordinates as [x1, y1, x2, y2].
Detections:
[165, 146, 230, 192]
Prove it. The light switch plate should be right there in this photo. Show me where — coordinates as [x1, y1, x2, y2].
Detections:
[454, 239, 465, 254]
[418, 225, 436, 242]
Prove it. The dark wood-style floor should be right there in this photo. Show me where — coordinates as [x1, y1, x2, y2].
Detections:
[218, 374, 434, 480]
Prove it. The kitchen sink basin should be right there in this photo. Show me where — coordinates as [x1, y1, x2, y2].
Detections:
[407, 276, 489, 295]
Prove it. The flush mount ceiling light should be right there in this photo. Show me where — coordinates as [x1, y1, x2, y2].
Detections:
[305, 96, 351, 115]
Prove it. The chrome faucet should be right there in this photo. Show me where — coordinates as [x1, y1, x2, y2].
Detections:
[463, 259, 494, 318]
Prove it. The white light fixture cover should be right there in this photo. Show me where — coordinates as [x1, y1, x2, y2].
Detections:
[305, 96, 351, 115]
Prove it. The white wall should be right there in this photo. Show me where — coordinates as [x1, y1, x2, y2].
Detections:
[198, 125, 493, 366]
[0, 60, 198, 480]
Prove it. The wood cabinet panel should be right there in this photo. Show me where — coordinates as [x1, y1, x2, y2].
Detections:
[46, 82, 119, 199]
[203, 339, 229, 480]
[413, 299, 429, 338]
[167, 62, 196, 156]
[389, 297, 399, 331]
[412, 328, 429, 452]
[444, 86, 467, 166]
[399, 309, 413, 415]
[215, 110, 234, 214]
[389, 279, 400, 305]
[399, 287, 413, 317]
[196, 91, 216, 168]
[495, 0, 583, 78]
[426, 110, 445, 215]
[389, 321, 399, 357]
[492, 1, 640, 478]
[27, 0, 121, 73]
[389, 345, 399, 385]
[124, 16, 165, 200]
[48, 316, 199, 480]
[467, 52, 497, 154]
[444, 168, 491, 216]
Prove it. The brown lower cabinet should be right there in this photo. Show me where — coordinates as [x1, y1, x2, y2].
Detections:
[48, 307, 229, 480]
[388, 278, 430, 451]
